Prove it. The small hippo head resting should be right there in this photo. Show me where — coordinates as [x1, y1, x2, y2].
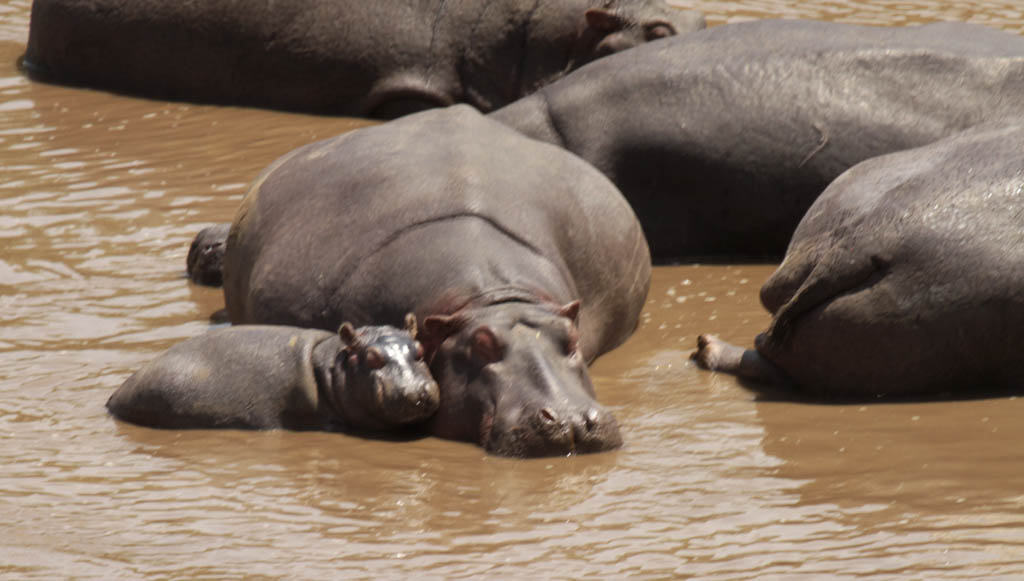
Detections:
[420, 300, 622, 457]
[332, 314, 440, 431]
[575, 0, 706, 64]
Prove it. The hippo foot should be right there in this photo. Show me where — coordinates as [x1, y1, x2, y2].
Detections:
[691, 334, 738, 371]
[186, 224, 230, 287]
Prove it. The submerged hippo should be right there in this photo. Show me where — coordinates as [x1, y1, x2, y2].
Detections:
[692, 122, 1024, 399]
[23, 0, 703, 118]
[197, 105, 650, 456]
[107, 315, 440, 431]
[490, 19, 1024, 260]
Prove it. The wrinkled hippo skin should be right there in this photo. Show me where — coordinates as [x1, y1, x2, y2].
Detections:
[692, 122, 1024, 399]
[23, 0, 703, 118]
[211, 105, 650, 456]
[490, 19, 1024, 260]
[108, 317, 440, 432]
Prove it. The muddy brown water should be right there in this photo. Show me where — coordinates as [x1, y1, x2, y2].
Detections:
[3, 0, 1024, 578]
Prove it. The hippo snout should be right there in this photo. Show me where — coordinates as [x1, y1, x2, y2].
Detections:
[487, 402, 623, 457]
[374, 368, 440, 425]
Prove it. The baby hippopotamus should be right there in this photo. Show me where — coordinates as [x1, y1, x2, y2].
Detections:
[692, 122, 1024, 399]
[107, 315, 440, 432]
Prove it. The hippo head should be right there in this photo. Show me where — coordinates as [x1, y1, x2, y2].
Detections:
[575, 1, 706, 65]
[419, 300, 622, 457]
[332, 314, 440, 431]
[186, 223, 231, 287]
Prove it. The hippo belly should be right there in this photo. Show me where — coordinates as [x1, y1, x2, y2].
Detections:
[221, 105, 651, 456]
[490, 19, 1024, 260]
[693, 122, 1024, 399]
[23, 0, 703, 118]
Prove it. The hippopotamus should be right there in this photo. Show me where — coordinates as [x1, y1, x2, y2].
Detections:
[489, 19, 1024, 260]
[691, 122, 1024, 399]
[23, 0, 704, 119]
[192, 105, 651, 456]
[107, 315, 441, 431]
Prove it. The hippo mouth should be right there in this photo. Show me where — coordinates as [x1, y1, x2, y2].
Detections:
[480, 404, 623, 458]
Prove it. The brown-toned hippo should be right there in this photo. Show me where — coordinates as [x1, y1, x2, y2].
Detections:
[490, 19, 1024, 260]
[107, 316, 440, 432]
[200, 105, 650, 456]
[22, 0, 704, 119]
[692, 122, 1024, 399]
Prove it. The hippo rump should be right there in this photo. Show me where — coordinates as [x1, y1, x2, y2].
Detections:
[692, 122, 1024, 399]
[489, 19, 1024, 260]
[107, 317, 440, 432]
[209, 105, 650, 456]
[22, 0, 704, 119]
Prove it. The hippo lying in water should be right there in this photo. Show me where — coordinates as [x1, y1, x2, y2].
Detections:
[189, 105, 651, 456]
[23, 0, 703, 118]
[692, 122, 1024, 399]
[490, 19, 1024, 260]
[108, 316, 440, 431]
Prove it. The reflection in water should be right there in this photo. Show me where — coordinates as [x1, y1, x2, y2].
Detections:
[3, 0, 1024, 577]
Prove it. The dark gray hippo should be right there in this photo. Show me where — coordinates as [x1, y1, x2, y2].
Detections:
[107, 315, 440, 431]
[489, 19, 1024, 260]
[23, 0, 704, 119]
[199, 105, 650, 456]
[692, 122, 1024, 399]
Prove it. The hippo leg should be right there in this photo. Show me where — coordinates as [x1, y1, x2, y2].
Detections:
[186, 223, 231, 286]
[692, 334, 793, 388]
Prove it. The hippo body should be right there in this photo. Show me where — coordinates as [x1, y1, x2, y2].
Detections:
[692, 122, 1024, 399]
[23, 0, 703, 118]
[107, 319, 439, 432]
[490, 19, 1024, 260]
[218, 106, 651, 456]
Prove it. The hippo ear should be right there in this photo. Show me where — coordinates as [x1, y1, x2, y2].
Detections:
[585, 8, 629, 33]
[421, 314, 465, 343]
[404, 312, 418, 337]
[471, 326, 505, 364]
[338, 322, 360, 348]
[557, 300, 581, 323]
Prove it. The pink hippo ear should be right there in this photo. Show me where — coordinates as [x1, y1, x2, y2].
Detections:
[471, 326, 505, 364]
[420, 313, 467, 360]
[584, 8, 629, 32]
[338, 322, 360, 347]
[558, 300, 581, 323]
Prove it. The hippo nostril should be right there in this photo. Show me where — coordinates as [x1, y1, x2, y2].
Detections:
[539, 407, 559, 424]
[585, 408, 600, 432]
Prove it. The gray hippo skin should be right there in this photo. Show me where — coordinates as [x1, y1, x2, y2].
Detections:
[107, 316, 441, 432]
[490, 19, 1024, 260]
[218, 105, 651, 456]
[692, 122, 1024, 399]
[23, 0, 703, 119]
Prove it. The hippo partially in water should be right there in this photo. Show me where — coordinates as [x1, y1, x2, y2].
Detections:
[692, 122, 1024, 399]
[191, 105, 650, 456]
[490, 19, 1024, 260]
[107, 315, 440, 432]
[23, 0, 704, 118]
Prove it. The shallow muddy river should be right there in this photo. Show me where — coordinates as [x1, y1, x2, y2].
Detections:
[3, 1, 1024, 578]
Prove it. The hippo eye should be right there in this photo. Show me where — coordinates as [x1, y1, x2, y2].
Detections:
[365, 347, 387, 370]
[644, 22, 674, 40]
[413, 341, 425, 361]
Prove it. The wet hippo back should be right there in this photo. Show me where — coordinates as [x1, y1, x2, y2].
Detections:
[24, 0, 703, 117]
[225, 105, 649, 361]
[490, 19, 1024, 259]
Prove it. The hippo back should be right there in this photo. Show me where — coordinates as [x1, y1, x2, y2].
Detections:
[491, 19, 1024, 258]
[223, 105, 650, 360]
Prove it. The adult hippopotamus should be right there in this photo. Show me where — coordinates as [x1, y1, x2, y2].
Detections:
[23, 0, 704, 119]
[107, 316, 440, 431]
[199, 105, 650, 456]
[489, 19, 1024, 260]
[692, 122, 1024, 399]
